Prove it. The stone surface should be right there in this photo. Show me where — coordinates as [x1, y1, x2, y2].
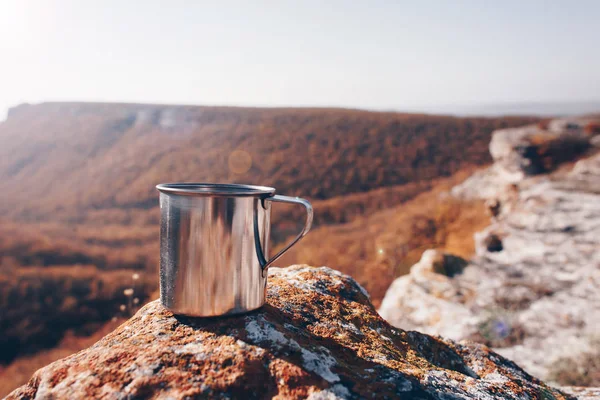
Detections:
[488, 118, 594, 178]
[561, 387, 600, 400]
[7, 266, 569, 399]
[380, 118, 600, 385]
[453, 117, 599, 201]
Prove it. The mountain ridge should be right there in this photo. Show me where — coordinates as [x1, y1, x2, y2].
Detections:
[0, 102, 539, 222]
[5, 100, 598, 123]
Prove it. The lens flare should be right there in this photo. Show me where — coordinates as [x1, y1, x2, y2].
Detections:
[228, 150, 252, 174]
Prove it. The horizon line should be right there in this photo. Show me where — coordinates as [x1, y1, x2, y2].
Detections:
[3, 98, 600, 122]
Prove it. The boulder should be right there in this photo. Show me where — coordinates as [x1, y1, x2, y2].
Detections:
[488, 118, 595, 178]
[378, 250, 477, 341]
[7, 266, 568, 399]
[481, 233, 503, 252]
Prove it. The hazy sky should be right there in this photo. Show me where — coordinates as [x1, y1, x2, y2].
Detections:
[1, 0, 599, 118]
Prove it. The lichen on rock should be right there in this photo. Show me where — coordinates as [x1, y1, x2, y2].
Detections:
[7, 266, 569, 399]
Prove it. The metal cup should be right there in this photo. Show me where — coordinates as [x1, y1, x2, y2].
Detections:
[156, 183, 313, 317]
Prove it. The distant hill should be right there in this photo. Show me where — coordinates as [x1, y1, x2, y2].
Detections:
[0, 102, 538, 222]
[0, 102, 539, 366]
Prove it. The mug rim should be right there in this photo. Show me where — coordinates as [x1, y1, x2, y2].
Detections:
[156, 182, 276, 197]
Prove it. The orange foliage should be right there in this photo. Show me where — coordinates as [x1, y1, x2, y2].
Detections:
[0, 103, 538, 221]
[0, 318, 125, 397]
[278, 169, 491, 307]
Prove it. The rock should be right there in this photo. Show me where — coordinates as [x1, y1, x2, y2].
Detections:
[488, 118, 593, 178]
[433, 253, 467, 277]
[454, 117, 599, 200]
[547, 119, 583, 133]
[380, 146, 600, 384]
[451, 164, 521, 204]
[411, 249, 468, 278]
[7, 266, 568, 399]
[378, 251, 477, 341]
[481, 233, 503, 252]
[488, 124, 538, 177]
[485, 198, 501, 218]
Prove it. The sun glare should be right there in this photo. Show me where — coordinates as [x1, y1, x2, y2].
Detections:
[0, 0, 48, 49]
[0, 1, 26, 34]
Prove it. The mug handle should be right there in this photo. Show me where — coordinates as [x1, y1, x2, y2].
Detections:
[254, 195, 313, 277]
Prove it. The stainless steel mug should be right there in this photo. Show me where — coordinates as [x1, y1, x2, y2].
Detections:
[156, 183, 313, 317]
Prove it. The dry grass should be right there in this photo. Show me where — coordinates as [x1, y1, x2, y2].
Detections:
[0, 220, 158, 271]
[278, 169, 490, 306]
[0, 264, 153, 363]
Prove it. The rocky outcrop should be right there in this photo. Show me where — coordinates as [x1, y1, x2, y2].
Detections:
[489, 118, 594, 177]
[380, 118, 600, 385]
[452, 117, 600, 201]
[7, 266, 568, 399]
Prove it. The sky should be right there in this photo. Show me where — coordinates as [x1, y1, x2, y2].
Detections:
[0, 0, 599, 119]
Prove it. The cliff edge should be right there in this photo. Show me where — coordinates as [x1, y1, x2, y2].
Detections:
[379, 117, 600, 385]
